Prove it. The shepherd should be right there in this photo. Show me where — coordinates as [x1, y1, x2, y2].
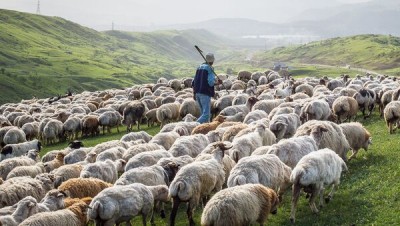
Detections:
[192, 51, 221, 124]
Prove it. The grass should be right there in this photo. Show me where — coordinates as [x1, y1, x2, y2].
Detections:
[38, 110, 400, 226]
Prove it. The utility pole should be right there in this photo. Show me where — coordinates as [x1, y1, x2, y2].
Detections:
[36, 0, 41, 15]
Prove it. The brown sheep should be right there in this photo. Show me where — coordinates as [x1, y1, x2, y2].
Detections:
[64, 197, 93, 208]
[332, 96, 359, 123]
[57, 178, 113, 198]
[191, 115, 226, 135]
[44, 152, 65, 173]
[82, 116, 99, 137]
[221, 123, 249, 142]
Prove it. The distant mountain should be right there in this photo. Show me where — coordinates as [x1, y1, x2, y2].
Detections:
[129, 0, 400, 48]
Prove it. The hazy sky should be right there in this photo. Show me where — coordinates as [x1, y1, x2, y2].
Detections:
[0, 0, 372, 29]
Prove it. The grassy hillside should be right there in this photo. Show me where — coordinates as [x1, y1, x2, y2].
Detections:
[0, 9, 244, 104]
[254, 34, 400, 75]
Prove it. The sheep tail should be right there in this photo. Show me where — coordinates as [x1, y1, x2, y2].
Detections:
[290, 168, 304, 184]
[169, 181, 185, 198]
[88, 201, 101, 220]
[234, 175, 246, 186]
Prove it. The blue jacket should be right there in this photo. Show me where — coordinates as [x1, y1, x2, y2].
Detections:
[192, 63, 216, 97]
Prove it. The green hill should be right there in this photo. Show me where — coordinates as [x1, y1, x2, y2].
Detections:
[0, 9, 239, 104]
[254, 34, 400, 75]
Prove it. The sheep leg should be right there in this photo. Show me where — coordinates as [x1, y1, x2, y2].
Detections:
[160, 202, 166, 218]
[349, 149, 359, 160]
[318, 186, 325, 208]
[290, 182, 302, 223]
[308, 186, 320, 214]
[141, 213, 147, 226]
[368, 104, 374, 117]
[169, 198, 180, 226]
[325, 184, 337, 203]
[187, 201, 196, 226]
[117, 125, 120, 133]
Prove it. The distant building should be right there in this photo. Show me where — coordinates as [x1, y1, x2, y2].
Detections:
[273, 62, 288, 71]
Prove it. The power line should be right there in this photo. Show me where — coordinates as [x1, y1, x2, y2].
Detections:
[36, 0, 41, 15]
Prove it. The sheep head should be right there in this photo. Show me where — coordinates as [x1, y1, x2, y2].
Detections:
[162, 162, 180, 184]
[213, 115, 226, 123]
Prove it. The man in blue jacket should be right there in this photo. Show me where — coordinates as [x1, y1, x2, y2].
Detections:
[192, 53, 220, 124]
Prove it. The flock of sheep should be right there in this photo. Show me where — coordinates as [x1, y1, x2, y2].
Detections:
[0, 68, 399, 226]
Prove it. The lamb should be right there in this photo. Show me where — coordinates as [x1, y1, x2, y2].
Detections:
[19, 201, 89, 226]
[122, 143, 165, 161]
[339, 122, 372, 160]
[243, 109, 268, 124]
[0, 173, 55, 208]
[80, 159, 125, 183]
[43, 152, 65, 173]
[52, 164, 84, 188]
[332, 96, 359, 123]
[2, 127, 27, 145]
[88, 183, 169, 226]
[6, 162, 46, 179]
[229, 123, 276, 162]
[290, 148, 348, 223]
[267, 125, 326, 168]
[0, 196, 39, 226]
[191, 115, 225, 135]
[0, 150, 39, 180]
[384, 101, 400, 134]
[1, 139, 42, 161]
[122, 100, 147, 131]
[169, 142, 229, 226]
[269, 113, 301, 141]
[57, 178, 112, 198]
[201, 184, 279, 226]
[295, 120, 351, 161]
[124, 150, 172, 171]
[219, 96, 259, 117]
[98, 110, 122, 134]
[227, 154, 291, 197]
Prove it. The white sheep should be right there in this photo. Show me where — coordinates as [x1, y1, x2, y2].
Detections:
[1, 139, 42, 161]
[243, 109, 268, 124]
[95, 147, 125, 162]
[156, 155, 194, 167]
[219, 96, 259, 117]
[63, 117, 82, 141]
[353, 88, 376, 119]
[290, 148, 348, 223]
[269, 113, 301, 141]
[201, 184, 279, 226]
[120, 131, 153, 143]
[303, 99, 332, 121]
[0, 173, 55, 208]
[0, 149, 39, 180]
[227, 154, 292, 197]
[168, 142, 229, 226]
[80, 159, 125, 183]
[295, 120, 351, 161]
[0, 196, 39, 226]
[52, 164, 84, 188]
[88, 183, 169, 226]
[168, 134, 213, 158]
[122, 143, 165, 161]
[42, 119, 64, 145]
[149, 131, 181, 150]
[229, 123, 276, 162]
[156, 102, 180, 128]
[63, 147, 93, 164]
[383, 101, 400, 134]
[6, 162, 46, 179]
[3, 127, 27, 145]
[267, 125, 327, 169]
[124, 150, 172, 171]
